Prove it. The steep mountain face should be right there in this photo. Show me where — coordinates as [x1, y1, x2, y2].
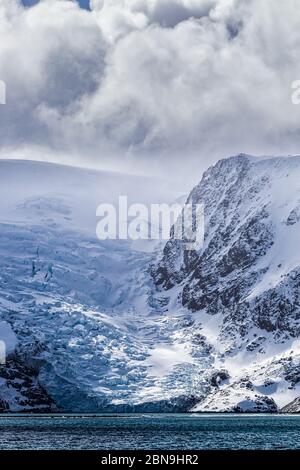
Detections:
[0, 355, 56, 412]
[154, 154, 300, 339]
[1, 155, 300, 413]
[153, 154, 300, 411]
[282, 397, 300, 413]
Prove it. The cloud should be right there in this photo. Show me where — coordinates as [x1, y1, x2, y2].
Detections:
[90, 0, 222, 42]
[0, 1, 105, 150]
[1, 0, 300, 180]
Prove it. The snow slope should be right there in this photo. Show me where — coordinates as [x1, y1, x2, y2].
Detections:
[0, 159, 205, 412]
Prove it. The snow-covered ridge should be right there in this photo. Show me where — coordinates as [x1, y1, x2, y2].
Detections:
[153, 153, 300, 411]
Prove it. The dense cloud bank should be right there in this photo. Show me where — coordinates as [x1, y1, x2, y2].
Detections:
[1, 0, 300, 178]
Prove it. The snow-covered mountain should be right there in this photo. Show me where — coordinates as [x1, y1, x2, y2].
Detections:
[153, 153, 300, 412]
[1, 155, 300, 412]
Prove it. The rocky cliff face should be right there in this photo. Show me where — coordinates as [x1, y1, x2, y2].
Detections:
[153, 154, 300, 342]
[152, 154, 300, 411]
[282, 397, 300, 413]
[0, 355, 57, 412]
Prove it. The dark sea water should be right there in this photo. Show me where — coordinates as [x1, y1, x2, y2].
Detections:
[0, 414, 299, 450]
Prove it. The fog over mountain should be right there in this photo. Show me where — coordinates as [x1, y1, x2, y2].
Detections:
[1, 0, 300, 184]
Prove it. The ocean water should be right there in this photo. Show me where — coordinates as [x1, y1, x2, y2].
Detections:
[0, 414, 299, 450]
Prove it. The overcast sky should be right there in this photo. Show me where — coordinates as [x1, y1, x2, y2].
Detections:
[1, 0, 300, 185]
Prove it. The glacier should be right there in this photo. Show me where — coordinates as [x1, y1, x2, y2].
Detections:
[1, 155, 300, 412]
[0, 159, 203, 412]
